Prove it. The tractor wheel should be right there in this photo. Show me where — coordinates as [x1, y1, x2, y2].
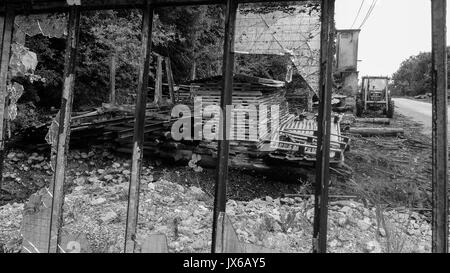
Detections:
[387, 99, 395, 118]
[356, 99, 364, 117]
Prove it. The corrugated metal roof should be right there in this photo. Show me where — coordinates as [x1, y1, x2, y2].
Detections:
[235, 2, 321, 94]
[187, 74, 285, 88]
[2, 0, 319, 13]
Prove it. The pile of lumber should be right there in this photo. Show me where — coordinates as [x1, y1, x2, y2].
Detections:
[175, 84, 197, 104]
[187, 74, 293, 167]
[14, 106, 129, 151]
[14, 74, 352, 169]
[268, 115, 350, 166]
[66, 103, 173, 149]
[346, 116, 404, 137]
[348, 127, 404, 137]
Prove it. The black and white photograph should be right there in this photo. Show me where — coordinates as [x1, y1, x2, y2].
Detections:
[0, 0, 449, 261]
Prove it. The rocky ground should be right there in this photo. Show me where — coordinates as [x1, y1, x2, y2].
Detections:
[0, 114, 440, 253]
[0, 154, 435, 253]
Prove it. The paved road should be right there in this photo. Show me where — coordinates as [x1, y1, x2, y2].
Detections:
[393, 98, 450, 136]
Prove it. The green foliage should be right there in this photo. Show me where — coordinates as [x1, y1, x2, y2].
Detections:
[25, 35, 65, 107]
[25, 10, 180, 109]
[25, 7, 223, 109]
[23, 3, 318, 110]
[157, 5, 225, 80]
[76, 10, 180, 108]
[391, 52, 432, 97]
[239, 2, 320, 15]
[235, 54, 290, 81]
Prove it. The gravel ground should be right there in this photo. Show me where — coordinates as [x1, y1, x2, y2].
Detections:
[0, 168, 438, 253]
[0, 112, 439, 253]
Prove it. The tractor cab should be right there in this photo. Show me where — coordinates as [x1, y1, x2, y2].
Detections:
[356, 76, 394, 118]
[366, 78, 388, 101]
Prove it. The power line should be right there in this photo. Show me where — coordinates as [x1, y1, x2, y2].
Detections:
[358, 0, 376, 29]
[358, 0, 378, 29]
[350, 0, 365, 29]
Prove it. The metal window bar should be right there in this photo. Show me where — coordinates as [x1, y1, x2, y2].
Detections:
[211, 0, 238, 253]
[124, 2, 155, 253]
[312, 0, 335, 254]
[431, 0, 448, 254]
[47, 5, 81, 253]
[0, 0, 446, 254]
[0, 4, 14, 190]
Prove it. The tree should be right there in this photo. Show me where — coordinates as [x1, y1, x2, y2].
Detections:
[25, 10, 179, 108]
[22, 2, 322, 109]
[157, 5, 225, 81]
[391, 52, 432, 97]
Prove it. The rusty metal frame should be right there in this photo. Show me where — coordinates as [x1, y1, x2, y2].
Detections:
[211, 0, 238, 253]
[124, 1, 154, 253]
[0, 5, 14, 190]
[47, 4, 81, 253]
[312, 0, 334, 253]
[431, 0, 448, 253]
[0, 0, 447, 254]
[2, 0, 310, 14]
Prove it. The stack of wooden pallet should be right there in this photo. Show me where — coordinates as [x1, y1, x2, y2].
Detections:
[187, 74, 293, 167]
[174, 84, 197, 104]
[268, 115, 350, 167]
[16, 74, 349, 169]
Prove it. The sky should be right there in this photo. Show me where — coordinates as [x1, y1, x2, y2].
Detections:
[335, 0, 449, 77]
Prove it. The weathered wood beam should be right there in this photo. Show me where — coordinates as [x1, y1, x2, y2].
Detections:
[48, 5, 80, 253]
[0, 7, 13, 190]
[2, 0, 313, 14]
[355, 118, 391, 125]
[348, 127, 404, 137]
[312, 0, 335, 254]
[0, 15, 3, 55]
[165, 57, 175, 103]
[154, 55, 163, 105]
[124, 2, 154, 253]
[211, 0, 237, 254]
[109, 53, 117, 104]
[431, 0, 448, 253]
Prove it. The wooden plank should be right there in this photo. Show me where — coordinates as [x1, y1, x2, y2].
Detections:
[431, 0, 448, 253]
[124, 3, 154, 254]
[0, 7, 13, 189]
[355, 118, 391, 125]
[48, 5, 81, 253]
[165, 57, 175, 103]
[313, 0, 335, 254]
[0, 15, 3, 41]
[154, 55, 163, 105]
[348, 127, 404, 137]
[3, 0, 315, 15]
[212, 0, 238, 253]
[109, 53, 117, 105]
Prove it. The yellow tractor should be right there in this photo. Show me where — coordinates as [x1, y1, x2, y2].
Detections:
[356, 76, 394, 118]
